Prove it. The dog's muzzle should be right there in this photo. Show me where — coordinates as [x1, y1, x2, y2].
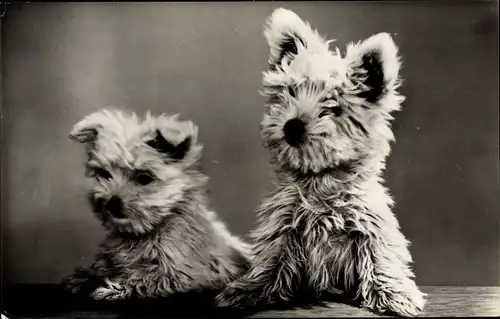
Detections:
[105, 196, 126, 219]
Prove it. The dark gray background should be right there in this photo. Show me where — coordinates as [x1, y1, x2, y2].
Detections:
[1, 2, 499, 286]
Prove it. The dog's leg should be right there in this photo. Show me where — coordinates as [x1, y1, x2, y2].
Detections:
[90, 277, 133, 300]
[91, 272, 179, 300]
[118, 265, 215, 300]
[353, 227, 426, 317]
[90, 266, 192, 300]
[305, 230, 358, 298]
[216, 190, 304, 308]
[216, 232, 303, 308]
[63, 256, 115, 295]
[63, 266, 96, 294]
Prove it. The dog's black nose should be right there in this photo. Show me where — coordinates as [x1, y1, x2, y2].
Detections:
[283, 118, 306, 146]
[105, 196, 125, 218]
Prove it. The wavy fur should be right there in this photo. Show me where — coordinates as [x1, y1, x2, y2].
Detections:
[216, 8, 426, 317]
[63, 109, 251, 300]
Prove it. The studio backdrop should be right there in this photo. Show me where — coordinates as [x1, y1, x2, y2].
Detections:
[1, 1, 499, 286]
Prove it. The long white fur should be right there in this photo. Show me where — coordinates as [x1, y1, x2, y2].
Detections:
[63, 109, 251, 300]
[216, 8, 426, 317]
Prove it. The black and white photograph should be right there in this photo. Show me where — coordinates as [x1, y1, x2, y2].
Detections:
[1, 1, 499, 318]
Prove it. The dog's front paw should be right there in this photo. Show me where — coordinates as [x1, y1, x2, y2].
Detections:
[216, 284, 264, 309]
[363, 287, 427, 317]
[62, 275, 87, 294]
[62, 268, 94, 294]
[91, 286, 129, 301]
[215, 285, 248, 309]
[90, 278, 131, 301]
[216, 281, 286, 309]
[406, 286, 427, 314]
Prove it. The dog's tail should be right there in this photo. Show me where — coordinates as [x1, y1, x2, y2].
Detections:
[206, 210, 254, 264]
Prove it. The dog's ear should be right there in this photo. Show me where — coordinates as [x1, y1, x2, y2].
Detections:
[345, 32, 401, 104]
[69, 112, 105, 144]
[146, 129, 191, 161]
[144, 114, 200, 163]
[69, 109, 122, 145]
[264, 8, 328, 69]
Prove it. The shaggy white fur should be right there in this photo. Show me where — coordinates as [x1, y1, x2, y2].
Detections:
[216, 8, 426, 317]
[63, 109, 251, 300]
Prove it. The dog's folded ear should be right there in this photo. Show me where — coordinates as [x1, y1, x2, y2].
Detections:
[146, 130, 191, 161]
[144, 114, 202, 164]
[69, 112, 104, 144]
[345, 33, 402, 104]
[69, 109, 127, 146]
[264, 8, 328, 69]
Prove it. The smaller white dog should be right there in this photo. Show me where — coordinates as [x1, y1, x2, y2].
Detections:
[63, 109, 251, 301]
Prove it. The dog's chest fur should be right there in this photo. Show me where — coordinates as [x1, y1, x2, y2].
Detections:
[283, 172, 378, 293]
[281, 172, 368, 236]
[99, 232, 174, 273]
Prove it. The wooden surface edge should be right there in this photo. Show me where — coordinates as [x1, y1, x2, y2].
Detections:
[1, 285, 499, 318]
[251, 286, 500, 317]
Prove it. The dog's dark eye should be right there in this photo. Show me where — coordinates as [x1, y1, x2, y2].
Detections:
[134, 170, 155, 185]
[319, 93, 343, 118]
[319, 107, 343, 118]
[332, 107, 343, 117]
[94, 168, 112, 180]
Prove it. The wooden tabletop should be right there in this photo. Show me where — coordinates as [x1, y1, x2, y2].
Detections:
[252, 286, 500, 317]
[2, 285, 499, 318]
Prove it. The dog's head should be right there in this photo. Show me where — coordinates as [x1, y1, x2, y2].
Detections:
[260, 8, 405, 174]
[69, 109, 205, 235]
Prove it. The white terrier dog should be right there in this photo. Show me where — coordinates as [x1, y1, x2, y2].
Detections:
[63, 109, 251, 301]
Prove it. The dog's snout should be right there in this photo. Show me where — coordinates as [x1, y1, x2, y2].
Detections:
[105, 196, 125, 219]
[283, 118, 306, 147]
